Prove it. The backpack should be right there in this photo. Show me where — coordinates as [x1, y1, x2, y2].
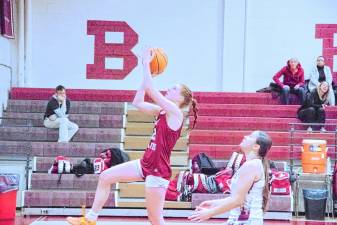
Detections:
[165, 173, 182, 201]
[214, 168, 233, 194]
[214, 152, 245, 193]
[94, 148, 130, 174]
[72, 158, 94, 177]
[48, 156, 72, 174]
[270, 170, 291, 195]
[191, 153, 217, 175]
[47, 156, 73, 185]
[99, 148, 130, 169]
[165, 170, 218, 202]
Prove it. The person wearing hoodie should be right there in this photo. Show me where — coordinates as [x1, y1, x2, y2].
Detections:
[297, 81, 329, 132]
[308, 56, 335, 106]
[273, 58, 305, 105]
[43, 85, 79, 142]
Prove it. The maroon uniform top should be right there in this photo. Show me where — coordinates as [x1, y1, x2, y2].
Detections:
[140, 110, 182, 180]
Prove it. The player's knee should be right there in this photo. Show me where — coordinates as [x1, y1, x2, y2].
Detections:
[73, 123, 79, 131]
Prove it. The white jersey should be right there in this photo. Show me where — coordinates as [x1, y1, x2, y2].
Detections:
[226, 159, 265, 225]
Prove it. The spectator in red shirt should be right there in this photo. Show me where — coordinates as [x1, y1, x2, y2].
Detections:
[273, 58, 305, 105]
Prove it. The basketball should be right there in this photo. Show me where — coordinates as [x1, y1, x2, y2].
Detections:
[150, 48, 168, 75]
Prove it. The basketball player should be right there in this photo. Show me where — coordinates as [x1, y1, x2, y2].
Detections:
[189, 131, 272, 225]
[67, 48, 198, 225]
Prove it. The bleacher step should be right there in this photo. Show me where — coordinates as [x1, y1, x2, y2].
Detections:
[24, 190, 115, 207]
[2, 112, 124, 128]
[191, 116, 337, 131]
[126, 109, 155, 123]
[6, 99, 126, 115]
[0, 127, 123, 142]
[30, 173, 117, 190]
[191, 193, 291, 212]
[0, 141, 121, 156]
[189, 130, 337, 145]
[195, 103, 337, 118]
[116, 198, 191, 209]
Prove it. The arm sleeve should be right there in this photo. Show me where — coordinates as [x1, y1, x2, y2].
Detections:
[46, 99, 58, 113]
[309, 68, 319, 88]
[297, 68, 305, 86]
[66, 99, 70, 115]
[326, 66, 333, 85]
[273, 67, 285, 88]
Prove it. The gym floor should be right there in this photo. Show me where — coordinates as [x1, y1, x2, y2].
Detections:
[2, 216, 337, 225]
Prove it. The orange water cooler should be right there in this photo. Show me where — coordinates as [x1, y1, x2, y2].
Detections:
[301, 139, 327, 174]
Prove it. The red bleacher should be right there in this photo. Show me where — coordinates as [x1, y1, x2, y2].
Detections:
[3, 87, 337, 217]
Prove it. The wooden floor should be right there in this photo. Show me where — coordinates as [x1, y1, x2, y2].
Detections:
[2, 216, 337, 225]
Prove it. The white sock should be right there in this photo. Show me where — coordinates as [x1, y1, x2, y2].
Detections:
[85, 209, 99, 221]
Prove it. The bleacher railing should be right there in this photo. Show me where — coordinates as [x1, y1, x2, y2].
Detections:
[289, 122, 337, 174]
[0, 117, 35, 189]
[289, 122, 336, 217]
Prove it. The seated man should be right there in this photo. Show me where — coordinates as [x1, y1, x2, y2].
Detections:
[273, 58, 305, 105]
[44, 85, 79, 143]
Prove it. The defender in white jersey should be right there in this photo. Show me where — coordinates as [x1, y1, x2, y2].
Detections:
[189, 131, 272, 225]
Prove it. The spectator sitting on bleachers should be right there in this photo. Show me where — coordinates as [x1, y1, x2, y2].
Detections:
[43, 85, 79, 142]
[297, 81, 329, 132]
[273, 58, 305, 105]
[308, 56, 335, 106]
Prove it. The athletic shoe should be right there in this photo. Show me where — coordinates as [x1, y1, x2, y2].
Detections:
[306, 126, 313, 133]
[66, 206, 96, 225]
[66, 216, 96, 225]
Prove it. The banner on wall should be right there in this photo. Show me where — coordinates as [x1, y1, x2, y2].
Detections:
[0, 0, 14, 39]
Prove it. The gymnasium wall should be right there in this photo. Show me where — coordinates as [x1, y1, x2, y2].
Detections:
[0, 36, 13, 116]
[28, 0, 222, 91]
[0, 0, 18, 116]
[19, 0, 337, 91]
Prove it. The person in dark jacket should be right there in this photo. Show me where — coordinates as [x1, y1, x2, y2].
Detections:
[297, 81, 330, 132]
[273, 58, 305, 105]
[44, 85, 79, 142]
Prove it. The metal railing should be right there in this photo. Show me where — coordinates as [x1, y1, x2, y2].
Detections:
[289, 122, 336, 217]
[0, 117, 36, 190]
[289, 122, 337, 174]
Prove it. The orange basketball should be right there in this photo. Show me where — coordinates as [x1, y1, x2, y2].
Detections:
[150, 48, 168, 75]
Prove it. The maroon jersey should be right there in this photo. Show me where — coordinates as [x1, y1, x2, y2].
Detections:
[140, 111, 182, 180]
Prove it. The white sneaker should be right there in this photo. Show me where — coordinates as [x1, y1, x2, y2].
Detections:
[307, 126, 313, 132]
[320, 127, 326, 133]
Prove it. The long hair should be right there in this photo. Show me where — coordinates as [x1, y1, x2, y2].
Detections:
[318, 81, 329, 101]
[255, 131, 272, 212]
[180, 84, 198, 130]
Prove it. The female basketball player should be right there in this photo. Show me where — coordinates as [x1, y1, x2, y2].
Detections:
[189, 131, 272, 225]
[67, 48, 198, 225]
